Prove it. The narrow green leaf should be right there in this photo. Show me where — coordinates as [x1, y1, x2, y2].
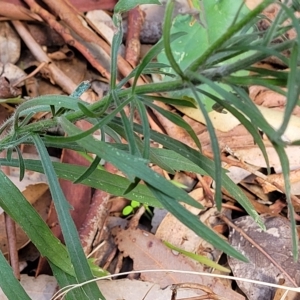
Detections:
[163, 241, 230, 272]
[14, 95, 84, 123]
[278, 43, 300, 137]
[14, 146, 25, 181]
[77, 102, 102, 118]
[188, 83, 222, 209]
[31, 135, 104, 299]
[132, 32, 186, 93]
[50, 262, 88, 300]
[163, 0, 185, 78]
[73, 156, 101, 184]
[135, 98, 150, 159]
[148, 184, 248, 262]
[195, 87, 269, 172]
[246, 67, 289, 80]
[223, 76, 288, 89]
[0, 251, 31, 300]
[144, 100, 202, 151]
[45, 96, 132, 144]
[59, 116, 203, 209]
[110, 14, 123, 88]
[187, 70, 283, 146]
[112, 119, 265, 229]
[0, 170, 74, 276]
[0, 158, 162, 207]
[111, 92, 138, 156]
[140, 94, 196, 108]
[273, 144, 298, 261]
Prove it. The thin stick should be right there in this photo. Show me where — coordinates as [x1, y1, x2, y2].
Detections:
[4, 213, 20, 280]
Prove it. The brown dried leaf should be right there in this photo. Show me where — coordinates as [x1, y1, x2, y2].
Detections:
[228, 215, 300, 300]
[0, 76, 21, 98]
[249, 85, 300, 117]
[96, 278, 211, 300]
[114, 227, 244, 299]
[0, 21, 20, 64]
[256, 169, 300, 194]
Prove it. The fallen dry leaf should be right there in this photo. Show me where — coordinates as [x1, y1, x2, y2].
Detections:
[96, 278, 212, 300]
[256, 169, 300, 194]
[114, 227, 244, 299]
[228, 215, 300, 300]
[0, 274, 56, 300]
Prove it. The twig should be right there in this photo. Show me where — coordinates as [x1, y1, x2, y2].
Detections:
[40, 0, 146, 86]
[11, 21, 75, 94]
[23, 0, 111, 81]
[4, 213, 20, 280]
[12, 61, 47, 87]
[0, 2, 42, 21]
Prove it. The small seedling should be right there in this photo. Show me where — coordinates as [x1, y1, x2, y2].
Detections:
[122, 200, 141, 216]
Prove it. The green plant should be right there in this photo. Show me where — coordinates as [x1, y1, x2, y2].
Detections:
[0, 0, 299, 299]
[163, 240, 231, 273]
[122, 200, 142, 216]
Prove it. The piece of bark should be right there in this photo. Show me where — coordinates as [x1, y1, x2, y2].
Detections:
[125, 6, 145, 67]
[0, 2, 42, 21]
[1, 0, 116, 13]
[79, 189, 110, 255]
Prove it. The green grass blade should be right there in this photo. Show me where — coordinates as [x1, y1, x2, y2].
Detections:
[140, 94, 196, 107]
[0, 158, 162, 207]
[31, 134, 104, 299]
[50, 262, 88, 300]
[195, 87, 269, 172]
[73, 156, 101, 184]
[135, 98, 150, 159]
[273, 144, 298, 261]
[148, 184, 248, 262]
[278, 43, 300, 137]
[188, 82, 222, 209]
[59, 116, 203, 209]
[112, 120, 264, 229]
[144, 100, 202, 151]
[163, 241, 230, 272]
[131, 31, 186, 93]
[14, 146, 25, 181]
[0, 251, 31, 300]
[0, 170, 74, 276]
[111, 91, 138, 156]
[163, 0, 185, 78]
